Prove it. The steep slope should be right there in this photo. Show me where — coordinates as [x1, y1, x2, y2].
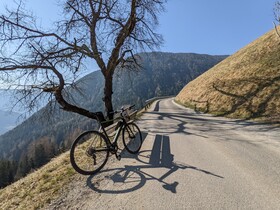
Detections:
[176, 28, 280, 122]
[0, 150, 76, 209]
[0, 52, 227, 162]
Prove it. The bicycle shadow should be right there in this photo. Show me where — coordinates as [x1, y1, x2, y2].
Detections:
[86, 134, 223, 194]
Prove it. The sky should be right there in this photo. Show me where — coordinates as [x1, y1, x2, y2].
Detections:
[0, 0, 278, 56]
[0, 0, 278, 108]
[159, 0, 278, 55]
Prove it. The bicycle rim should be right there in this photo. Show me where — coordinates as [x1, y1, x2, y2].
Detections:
[70, 131, 109, 175]
[122, 122, 142, 154]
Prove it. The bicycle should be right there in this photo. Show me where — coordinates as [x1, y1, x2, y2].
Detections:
[70, 105, 143, 175]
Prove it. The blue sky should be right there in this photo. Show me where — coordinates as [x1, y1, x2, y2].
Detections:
[159, 0, 277, 55]
[0, 0, 278, 56]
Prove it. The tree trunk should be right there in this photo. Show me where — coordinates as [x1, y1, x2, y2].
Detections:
[103, 73, 114, 125]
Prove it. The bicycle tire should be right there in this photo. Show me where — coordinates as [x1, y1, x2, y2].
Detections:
[122, 122, 142, 154]
[70, 130, 109, 175]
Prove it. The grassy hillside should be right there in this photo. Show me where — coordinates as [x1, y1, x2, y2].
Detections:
[176, 28, 280, 122]
[0, 151, 76, 209]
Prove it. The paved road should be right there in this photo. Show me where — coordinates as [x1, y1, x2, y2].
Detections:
[55, 98, 280, 209]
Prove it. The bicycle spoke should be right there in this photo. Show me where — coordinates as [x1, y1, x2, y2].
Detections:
[122, 122, 142, 154]
[70, 131, 109, 175]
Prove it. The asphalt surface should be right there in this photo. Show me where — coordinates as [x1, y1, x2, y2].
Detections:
[67, 98, 280, 210]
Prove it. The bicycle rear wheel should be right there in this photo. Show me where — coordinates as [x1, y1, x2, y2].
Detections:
[122, 122, 142, 154]
[70, 131, 109, 175]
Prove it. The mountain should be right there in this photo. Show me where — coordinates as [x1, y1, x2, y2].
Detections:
[0, 90, 21, 135]
[0, 110, 20, 135]
[0, 52, 227, 163]
[176, 28, 280, 122]
[0, 89, 13, 110]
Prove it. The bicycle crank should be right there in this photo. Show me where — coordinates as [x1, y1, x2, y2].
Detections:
[86, 147, 97, 165]
[116, 154, 122, 161]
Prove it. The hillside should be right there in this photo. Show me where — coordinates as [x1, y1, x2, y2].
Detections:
[0, 151, 76, 209]
[0, 52, 227, 187]
[176, 28, 280, 122]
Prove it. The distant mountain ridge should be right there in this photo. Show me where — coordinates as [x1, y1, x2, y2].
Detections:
[0, 90, 21, 135]
[176, 28, 280, 122]
[0, 89, 13, 111]
[0, 110, 20, 135]
[0, 52, 227, 162]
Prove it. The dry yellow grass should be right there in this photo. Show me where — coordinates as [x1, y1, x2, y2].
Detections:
[176, 27, 280, 122]
[0, 151, 76, 210]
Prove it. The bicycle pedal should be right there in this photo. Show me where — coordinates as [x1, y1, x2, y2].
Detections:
[117, 155, 121, 161]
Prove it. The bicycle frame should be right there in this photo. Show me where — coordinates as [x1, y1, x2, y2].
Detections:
[70, 104, 141, 175]
[98, 118, 127, 153]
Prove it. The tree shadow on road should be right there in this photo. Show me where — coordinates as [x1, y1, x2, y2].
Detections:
[140, 104, 280, 143]
[86, 134, 223, 194]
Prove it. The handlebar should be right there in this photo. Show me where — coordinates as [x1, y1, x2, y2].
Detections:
[94, 104, 136, 123]
[109, 104, 135, 115]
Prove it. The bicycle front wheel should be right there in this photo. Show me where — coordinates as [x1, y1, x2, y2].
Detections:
[122, 122, 142, 154]
[70, 131, 109, 175]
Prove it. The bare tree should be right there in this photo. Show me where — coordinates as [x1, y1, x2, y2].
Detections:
[0, 0, 165, 123]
